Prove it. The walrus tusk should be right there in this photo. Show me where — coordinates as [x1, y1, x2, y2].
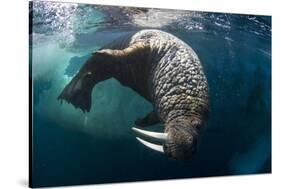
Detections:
[136, 137, 164, 153]
[132, 127, 168, 142]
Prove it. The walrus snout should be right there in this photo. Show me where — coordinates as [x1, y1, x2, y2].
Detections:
[163, 125, 198, 160]
[132, 117, 201, 160]
[58, 72, 94, 112]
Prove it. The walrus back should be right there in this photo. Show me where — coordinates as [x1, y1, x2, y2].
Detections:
[144, 30, 209, 123]
[100, 31, 137, 50]
[97, 29, 209, 124]
[101, 30, 209, 124]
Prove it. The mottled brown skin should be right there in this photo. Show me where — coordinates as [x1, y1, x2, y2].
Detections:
[58, 29, 209, 160]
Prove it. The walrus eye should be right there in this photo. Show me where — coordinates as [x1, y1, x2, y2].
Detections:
[191, 119, 202, 131]
[86, 72, 92, 76]
[84, 72, 92, 79]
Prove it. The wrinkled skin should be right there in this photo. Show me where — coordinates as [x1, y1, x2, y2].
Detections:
[58, 29, 209, 160]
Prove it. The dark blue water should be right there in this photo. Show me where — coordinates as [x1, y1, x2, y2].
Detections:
[29, 1, 271, 187]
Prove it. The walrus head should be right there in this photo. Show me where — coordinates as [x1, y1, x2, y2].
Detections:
[132, 116, 202, 160]
[163, 118, 200, 159]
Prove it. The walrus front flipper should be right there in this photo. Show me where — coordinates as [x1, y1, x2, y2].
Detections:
[135, 111, 160, 127]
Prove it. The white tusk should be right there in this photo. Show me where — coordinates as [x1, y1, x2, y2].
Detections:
[132, 127, 168, 142]
[136, 137, 164, 153]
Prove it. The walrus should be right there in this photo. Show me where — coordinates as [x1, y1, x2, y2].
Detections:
[58, 29, 209, 160]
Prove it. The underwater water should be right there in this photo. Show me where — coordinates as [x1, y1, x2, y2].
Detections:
[29, 1, 271, 187]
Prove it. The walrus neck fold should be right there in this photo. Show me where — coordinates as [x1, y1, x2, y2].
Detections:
[164, 116, 202, 134]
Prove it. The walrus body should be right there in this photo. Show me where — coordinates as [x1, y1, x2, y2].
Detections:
[58, 29, 209, 160]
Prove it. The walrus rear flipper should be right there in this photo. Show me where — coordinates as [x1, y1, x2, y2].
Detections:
[58, 41, 150, 113]
[58, 73, 94, 113]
